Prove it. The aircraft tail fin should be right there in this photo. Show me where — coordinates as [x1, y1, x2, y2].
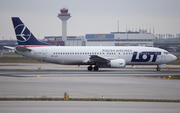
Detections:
[12, 17, 50, 46]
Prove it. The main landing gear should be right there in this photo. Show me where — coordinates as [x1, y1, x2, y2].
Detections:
[87, 65, 99, 71]
[156, 65, 161, 71]
[87, 65, 93, 71]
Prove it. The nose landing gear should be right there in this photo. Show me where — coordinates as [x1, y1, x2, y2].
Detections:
[156, 65, 161, 71]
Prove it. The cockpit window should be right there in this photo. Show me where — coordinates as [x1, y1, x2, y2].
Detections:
[164, 52, 169, 54]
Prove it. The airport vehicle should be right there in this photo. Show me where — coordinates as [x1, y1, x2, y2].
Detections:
[5, 17, 177, 71]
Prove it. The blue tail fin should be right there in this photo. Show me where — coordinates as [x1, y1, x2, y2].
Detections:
[12, 17, 50, 45]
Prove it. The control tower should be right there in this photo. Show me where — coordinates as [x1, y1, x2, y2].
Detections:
[57, 8, 71, 46]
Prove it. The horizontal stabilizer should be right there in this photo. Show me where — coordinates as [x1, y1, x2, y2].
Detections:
[3, 46, 15, 50]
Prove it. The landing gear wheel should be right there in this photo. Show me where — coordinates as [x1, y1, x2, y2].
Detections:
[156, 67, 161, 71]
[94, 65, 99, 71]
[87, 66, 93, 71]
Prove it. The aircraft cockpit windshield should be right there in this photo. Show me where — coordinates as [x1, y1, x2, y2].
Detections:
[164, 52, 169, 54]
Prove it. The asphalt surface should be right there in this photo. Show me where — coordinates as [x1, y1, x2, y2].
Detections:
[1, 63, 180, 113]
[0, 67, 180, 99]
[1, 101, 180, 113]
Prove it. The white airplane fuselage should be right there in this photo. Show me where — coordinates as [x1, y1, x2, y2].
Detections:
[16, 46, 176, 66]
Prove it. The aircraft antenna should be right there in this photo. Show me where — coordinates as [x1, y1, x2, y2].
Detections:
[117, 20, 119, 32]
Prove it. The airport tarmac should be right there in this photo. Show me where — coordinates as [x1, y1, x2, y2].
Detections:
[0, 63, 180, 99]
[1, 101, 180, 113]
[1, 63, 180, 112]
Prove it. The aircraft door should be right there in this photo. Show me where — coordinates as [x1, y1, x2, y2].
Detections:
[42, 50, 47, 60]
[159, 52, 166, 63]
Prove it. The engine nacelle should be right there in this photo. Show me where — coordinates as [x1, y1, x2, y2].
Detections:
[108, 59, 126, 68]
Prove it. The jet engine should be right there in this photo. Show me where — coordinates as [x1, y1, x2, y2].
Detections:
[108, 59, 126, 68]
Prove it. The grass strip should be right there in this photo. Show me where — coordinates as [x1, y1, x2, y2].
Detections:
[0, 97, 180, 102]
[164, 75, 180, 79]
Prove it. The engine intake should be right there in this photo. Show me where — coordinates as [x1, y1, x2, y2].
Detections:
[108, 59, 126, 68]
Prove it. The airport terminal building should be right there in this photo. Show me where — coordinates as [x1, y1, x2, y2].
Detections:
[43, 36, 86, 46]
[86, 30, 154, 47]
[43, 30, 153, 47]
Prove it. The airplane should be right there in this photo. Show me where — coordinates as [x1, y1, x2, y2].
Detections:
[4, 17, 177, 71]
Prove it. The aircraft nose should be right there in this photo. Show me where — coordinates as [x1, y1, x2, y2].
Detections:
[171, 54, 177, 61]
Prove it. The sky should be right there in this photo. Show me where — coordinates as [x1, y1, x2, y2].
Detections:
[0, 0, 180, 40]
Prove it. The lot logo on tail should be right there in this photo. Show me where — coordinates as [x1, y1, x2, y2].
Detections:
[15, 24, 31, 42]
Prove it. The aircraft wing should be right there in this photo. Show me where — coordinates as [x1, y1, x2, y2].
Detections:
[89, 55, 109, 63]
